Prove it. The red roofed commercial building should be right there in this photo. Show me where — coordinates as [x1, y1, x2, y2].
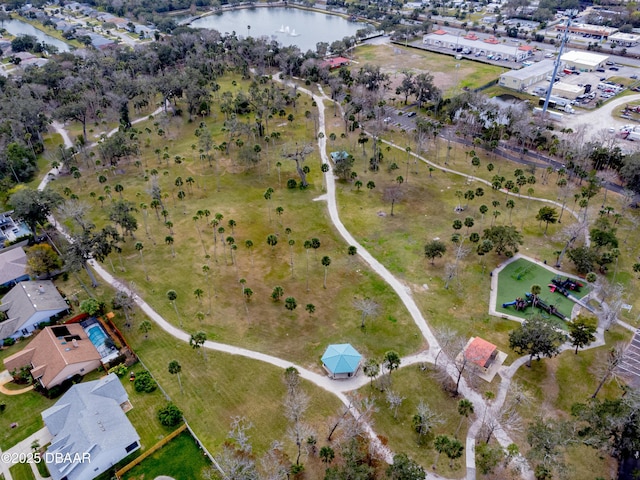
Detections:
[321, 57, 350, 70]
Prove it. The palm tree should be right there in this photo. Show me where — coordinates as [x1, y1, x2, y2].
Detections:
[245, 239, 254, 265]
[266, 234, 278, 252]
[305, 303, 315, 315]
[168, 360, 183, 393]
[202, 264, 212, 314]
[139, 320, 152, 339]
[363, 358, 380, 388]
[319, 446, 335, 465]
[455, 399, 474, 437]
[114, 183, 124, 199]
[285, 297, 297, 311]
[383, 350, 401, 376]
[167, 289, 182, 326]
[530, 284, 541, 307]
[264, 187, 274, 224]
[271, 286, 284, 301]
[304, 240, 312, 292]
[433, 435, 450, 470]
[190, 331, 207, 358]
[165, 235, 175, 257]
[194, 288, 204, 303]
[135, 242, 149, 280]
[288, 239, 295, 278]
[321, 256, 331, 288]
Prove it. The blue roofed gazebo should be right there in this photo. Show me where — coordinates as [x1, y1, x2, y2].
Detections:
[321, 344, 362, 379]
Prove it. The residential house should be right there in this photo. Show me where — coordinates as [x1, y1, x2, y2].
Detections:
[0, 247, 29, 289]
[3, 324, 101, 389]
[0, 281, 69, 339]
[42, 373, 140, 480]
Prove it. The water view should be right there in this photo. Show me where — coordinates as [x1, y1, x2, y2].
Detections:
[3, 19, 71, 52]
[189, 8, 368, 52]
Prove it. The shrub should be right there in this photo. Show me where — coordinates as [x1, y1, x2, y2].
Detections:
[108, 363, 128, 377]
[134, 370, 157, 393]
[3, 337, 15, 347]
[157, 402, 182, 427]
[287, 178, 298, 189]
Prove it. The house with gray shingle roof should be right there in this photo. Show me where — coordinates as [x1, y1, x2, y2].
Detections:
[42, 373, 140, 480]
[0, 247, 29, 288]
[0, 281, 69, 339]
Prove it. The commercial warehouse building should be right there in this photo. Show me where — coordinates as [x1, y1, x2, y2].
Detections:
[551, 82, 585, 100]
[422, 30, 532, 62]
[560, 51, 609, 71]
[498, 59, 555, 91]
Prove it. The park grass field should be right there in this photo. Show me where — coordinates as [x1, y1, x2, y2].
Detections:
[361, 365, 469, 477]
[32, 65, 640, 479]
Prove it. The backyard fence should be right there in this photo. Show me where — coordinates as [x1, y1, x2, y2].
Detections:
[184, 419, 226, 476]
[115, 423, 187, 479]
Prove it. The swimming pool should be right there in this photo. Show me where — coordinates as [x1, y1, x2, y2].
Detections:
[83, 322, 119, 362]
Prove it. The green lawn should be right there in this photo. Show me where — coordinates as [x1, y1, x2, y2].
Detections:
[361, 365, 468, 477]
[495, 258, 590, 321]
[0, 389, 54, 451]
[8, 462, 35, 480]
[122, 430, 211, 480]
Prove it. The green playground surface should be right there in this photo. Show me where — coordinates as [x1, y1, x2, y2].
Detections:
[495, 258, 590, 324]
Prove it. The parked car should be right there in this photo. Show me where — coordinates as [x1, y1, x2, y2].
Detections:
[407, 112, 417, 118]
[610, 67, 619, 71]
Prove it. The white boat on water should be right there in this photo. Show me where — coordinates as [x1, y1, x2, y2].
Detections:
[289, 29, 300, 37]
[277, 24, 285, 33]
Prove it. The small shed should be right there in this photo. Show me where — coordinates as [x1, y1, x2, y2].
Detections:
[321, 344, 362, 379]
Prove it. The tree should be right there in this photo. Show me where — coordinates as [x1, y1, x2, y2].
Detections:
[9, 188, 63, 235]
[444, 438, 464, 468]
[568, 315, 597, 354]
[305, 303, 315, 315]
[319, 446, 335, 465]
[424, 240, 447, 265]
[536, 206, 559, 235]
[386, 453, 425, 480]
[271, 286, 284, 302]
[167, 289, 182, 326]
[25, 243, 62, 278]
[353, 297, 380, 328]
[266, 233, 278, 251]
[135, 241, 149, 281]
[158, 402, 183, 427]
[383, 185, 404, 216]
[482, 225, 523, 256]
[285, 297, 297, 311]
[139, 320, 152, 339]
[412, 400, 441, 444]
[363, 358, 380, 388]
[282, 143, 314, 187]
[383, 350, 401, 375]
[321, 255, 331, 289]
[509, 315, 566, 367]
[567, 246, 599, 275]
[80, 298, 104, 316]
[112, 290, 135, 329]
[456, 399, 474, 437]
[433, 435, 450, 469]
[168, 360, 183, 393]
[190, 331, 207, 356]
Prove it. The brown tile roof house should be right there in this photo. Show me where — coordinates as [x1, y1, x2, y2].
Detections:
[4, 324, 101, 389]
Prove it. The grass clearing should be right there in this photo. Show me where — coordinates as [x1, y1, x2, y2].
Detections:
[8, 462, 35, 480]
[362, 365, 467, 477]
[122, 430, 211, 480]
[352, 43, 503, 98]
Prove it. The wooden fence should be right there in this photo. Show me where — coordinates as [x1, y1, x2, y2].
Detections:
[114, 423, 187, 479]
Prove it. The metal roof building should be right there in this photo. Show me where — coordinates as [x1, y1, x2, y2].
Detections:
[321, 344, 362, 379]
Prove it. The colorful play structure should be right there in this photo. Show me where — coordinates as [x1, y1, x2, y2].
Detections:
[502, 276, 593, 321]
[502, 293, 568, 321]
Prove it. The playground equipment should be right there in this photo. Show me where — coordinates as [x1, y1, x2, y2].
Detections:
[502, 293, 568, 321]
[550, 276, 583, 292]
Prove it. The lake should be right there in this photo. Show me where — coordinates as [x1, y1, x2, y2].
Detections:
[3, 19, 71, 52]
[189, 7, 367, 52]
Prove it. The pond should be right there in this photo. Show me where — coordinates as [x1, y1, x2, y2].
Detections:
[189, 7, 368, 52]
[3, 19, 71, 52]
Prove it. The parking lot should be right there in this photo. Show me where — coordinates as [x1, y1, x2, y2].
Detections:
[527, 62, 639, 108]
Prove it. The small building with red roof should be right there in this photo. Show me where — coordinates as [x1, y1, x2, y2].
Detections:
[321, 57, 351, 70]
[457, 337, 507, 382]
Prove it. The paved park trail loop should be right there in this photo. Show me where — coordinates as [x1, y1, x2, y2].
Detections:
[49, 84, 605, 479]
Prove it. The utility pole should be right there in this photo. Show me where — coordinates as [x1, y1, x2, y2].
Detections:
[541, 10, 577, 116]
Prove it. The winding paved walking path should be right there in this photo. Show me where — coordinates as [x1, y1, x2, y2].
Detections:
[43, 84, 624, 479]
